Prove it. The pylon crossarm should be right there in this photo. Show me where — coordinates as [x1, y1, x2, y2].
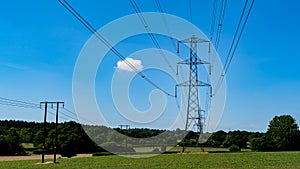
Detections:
[176, 81, 189, 87]
[197, 81, 210, 87]
[179, 36, 209, 44]
[177, 80, 210, 87]
[177, 59, 210, 65]
[195, 60, 210, 65]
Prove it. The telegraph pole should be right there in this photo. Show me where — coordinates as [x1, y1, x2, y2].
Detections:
[41, 102, 48, 163]
[119, 124, 130, 149]
[176, 35, 210, 152]
[40, 101, 64, 163]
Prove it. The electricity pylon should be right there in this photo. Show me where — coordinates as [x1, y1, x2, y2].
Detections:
[176, 35, 210, 152]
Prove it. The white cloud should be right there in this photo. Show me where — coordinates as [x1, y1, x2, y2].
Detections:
[116, 58, 143, 72]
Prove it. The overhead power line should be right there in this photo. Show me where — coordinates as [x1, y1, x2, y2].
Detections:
[63, 107, 98, 125]
[214, 0, 255, 96]
[0, 95, 91, 124]
[214, 0, 228, 50]
[47, 109, 69, 121]
[130, 0, 177, 75]
[58, 0, 175, 97]
[130, 0, 184, 111]
[154, 0, 177, 50]
[210, 0, 219, 41]
[0, 96, 39, 109]
[224, 0, 255, 74]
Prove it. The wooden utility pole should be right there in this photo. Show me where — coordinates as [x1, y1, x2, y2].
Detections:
[40, 101, 64, 163]
[119, 125, 130, 148]
[41, 102, 48, 163]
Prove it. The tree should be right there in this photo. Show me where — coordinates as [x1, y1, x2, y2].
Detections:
[58, 133, 78, 158]
[18, 128, 34, 143]
[57, 121, 99, 157]
[229, 144, 241, 152]
[33, 130, 43, 148]
[250, 135, 274, 151]
[223, 130, 250, 148]
[5, 128, 26, 155]
[205, 130, 227, 147]
[266, 115, 300, 151]
[0, 135, 10, 155]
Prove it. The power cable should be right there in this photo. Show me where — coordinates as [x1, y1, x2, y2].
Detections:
[130, 0, 177, 75]
[0, 96, 39, 109]
[152, 0, 189, 112]
[224, 0, 255, 74]
[214, 0, 228, 50]
[58, 0, 175, 97]
[210, 0, 219, 41]
[223, 0, 249, 71]
[154, 0, 177, 50]
[0, 101, 39, 109]
[213, 0, 255, 96]
[63, 107, 98, 125]
[46, 109, 69, 121]
[0, 96, 39, 107]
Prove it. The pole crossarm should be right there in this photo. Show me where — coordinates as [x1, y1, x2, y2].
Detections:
[40, 102, 65, 108]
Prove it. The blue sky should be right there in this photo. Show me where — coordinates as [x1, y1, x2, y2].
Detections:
[0, 0, 300, 132]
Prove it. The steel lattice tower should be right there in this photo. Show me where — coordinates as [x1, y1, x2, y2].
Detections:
[177, 35, 210, 152]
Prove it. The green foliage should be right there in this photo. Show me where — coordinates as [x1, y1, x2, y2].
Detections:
[33, 130, 43, 148]
[1, 115, 299, 156]
[0, 135, 10, 155]
[189, 139, 197, 146]
[267, 115, 300, 151]
[18, 128, 34, 143]
[56, 121, 100, 157]
[250, 135, 272, 151]
[223, 130, 250, 148]
[250, 115, 300, 151]
[5, 128, 26, 155]
[205, 130, 227, 147]
[92, 152, 114, 156]
[229, 144, 241, 152]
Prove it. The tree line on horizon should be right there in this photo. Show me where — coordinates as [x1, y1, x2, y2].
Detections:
[204, 115, 300, 151]
[0, 114, 299, 156]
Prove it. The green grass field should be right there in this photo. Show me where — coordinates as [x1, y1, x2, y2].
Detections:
[1, 151, 300, 169]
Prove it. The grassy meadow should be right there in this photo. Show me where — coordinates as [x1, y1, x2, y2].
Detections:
[1, 151, 300, 169]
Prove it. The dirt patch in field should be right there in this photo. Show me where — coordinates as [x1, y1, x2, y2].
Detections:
[0, 154, 92, 161]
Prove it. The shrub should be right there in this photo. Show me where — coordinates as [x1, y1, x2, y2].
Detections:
[229, 144, 241, 152]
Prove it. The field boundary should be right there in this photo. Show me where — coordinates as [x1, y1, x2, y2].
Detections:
[0, 154, 92, 161]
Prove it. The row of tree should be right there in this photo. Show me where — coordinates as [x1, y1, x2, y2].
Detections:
[0, 121, 100, 156]
[204, 115, 300, 151]
[0, 115, 299, 156]
[0, 127, 26, 155]
[0, 120, 182, 156]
